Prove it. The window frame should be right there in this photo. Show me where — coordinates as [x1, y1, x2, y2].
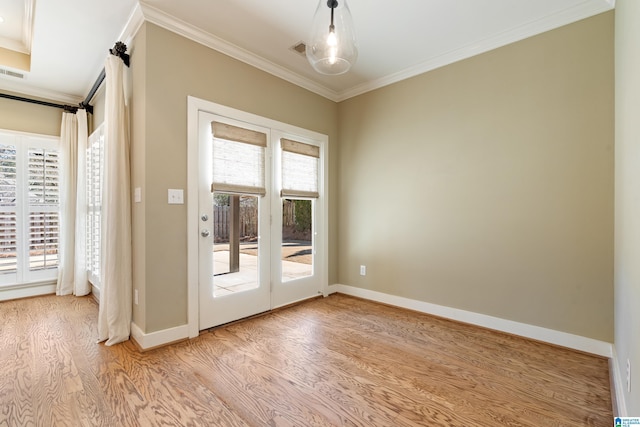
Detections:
[0, 130, 60, 287]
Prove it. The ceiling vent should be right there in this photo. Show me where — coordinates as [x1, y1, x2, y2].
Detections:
[290, 42, 307, 56]
[0, 68, 25, 79]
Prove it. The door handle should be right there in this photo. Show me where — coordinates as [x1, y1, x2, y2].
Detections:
[201, 229, 210, 237]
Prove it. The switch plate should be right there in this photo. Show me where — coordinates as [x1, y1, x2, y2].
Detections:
[134, 187, 142, 203]
[360, 265, 366, 276]
[168, 189, 184, 204]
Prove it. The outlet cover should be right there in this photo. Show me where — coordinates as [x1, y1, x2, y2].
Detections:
[360, 265, 366, 276]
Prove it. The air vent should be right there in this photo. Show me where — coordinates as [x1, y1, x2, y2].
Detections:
[0, 68, 25, 79]
[290, 42, 307, 56]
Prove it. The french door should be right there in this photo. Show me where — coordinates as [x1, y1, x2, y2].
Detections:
[195, 107, 327, 331]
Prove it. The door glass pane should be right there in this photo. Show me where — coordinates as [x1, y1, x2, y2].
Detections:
[213, 193, 259, 297]
[281, 199, 313, 282]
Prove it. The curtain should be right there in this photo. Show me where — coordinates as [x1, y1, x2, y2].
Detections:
[98, 54, 132, 346]
[56, 110, 91, 297]
[73, 109, 90, 296]
[56, 112, 78, 295]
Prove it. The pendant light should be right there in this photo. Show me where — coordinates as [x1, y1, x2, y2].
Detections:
[306, 0, 358, 75]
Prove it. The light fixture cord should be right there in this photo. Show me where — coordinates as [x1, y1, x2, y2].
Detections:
[327, 0, 338, 32]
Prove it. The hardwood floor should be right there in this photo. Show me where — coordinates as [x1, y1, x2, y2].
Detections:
[0, 293, 612, 426]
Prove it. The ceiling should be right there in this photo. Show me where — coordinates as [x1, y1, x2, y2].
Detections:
[0, 0, 615, 104]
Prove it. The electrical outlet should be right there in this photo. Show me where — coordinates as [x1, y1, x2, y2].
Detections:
[168, 189, 184, 204]
[627, 359, 631, 393]
[360, 265, 366, 276]
[134, 289, 139, 305]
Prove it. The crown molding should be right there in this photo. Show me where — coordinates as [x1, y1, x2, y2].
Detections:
[119, 2, 146, 47]
[139, 3, 341, 102]
[23, 0, 35, 53]
[0, 37, 29, 55]
[78, 3, 145, 101]
[0, 78, 83, 104]
[337, 0, 615, 101]
[0, 0, 35, 55]
[137, 0, 614, 103]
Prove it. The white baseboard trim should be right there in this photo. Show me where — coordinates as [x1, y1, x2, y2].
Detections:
[0, 283, 56, 301]
[331, 284, 613, 358]
[130, 322, 190, 351]
[91, 284, 101, 302]
[611, 347, 628, 417]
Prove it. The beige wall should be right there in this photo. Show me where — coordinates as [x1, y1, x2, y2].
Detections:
[337, 12, 614, 341]
[614, 0, 640, 415]
[90, 85, 107, 132]
[131, 23, 338, 332]
[0, 92, 62, 136]
[130, 24, 147, 331]
[0, 47, 30, 72]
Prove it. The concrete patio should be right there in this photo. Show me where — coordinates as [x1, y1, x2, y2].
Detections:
[213, 250, 312, 297]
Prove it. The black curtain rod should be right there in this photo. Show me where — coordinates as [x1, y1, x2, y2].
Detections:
[1, 41, 130, 116]
[0, 92, 78, 112]
[80, 42, 130, 113]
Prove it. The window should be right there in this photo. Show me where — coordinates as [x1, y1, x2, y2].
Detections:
[210, 121, 267, 297]
[86, 125, 104, 287]
[0, 131, 60, 287]
[211, 121, 267, 196]
[280, 138, 319, 198]
[279, 138, 319, 282]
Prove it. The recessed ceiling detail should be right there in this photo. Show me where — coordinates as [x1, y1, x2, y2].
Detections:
[0, 0, 35, 72]
[0, 0, 616, 104]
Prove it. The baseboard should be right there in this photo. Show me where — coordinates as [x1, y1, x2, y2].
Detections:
[130, 322, 190, 351]
[331, 284, 613, 358]
[0, 282, 56, 301]
[91, 284, 100, 302]
[611, 347, 628, 416]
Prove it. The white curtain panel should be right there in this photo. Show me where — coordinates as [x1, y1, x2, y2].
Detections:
[98, 55, 132, 346]
[73, 109, 90, 296]
[56, 112, 78, 296]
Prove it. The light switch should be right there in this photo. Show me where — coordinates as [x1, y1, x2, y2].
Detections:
[168, 189, 184, 204]
[134, 187, 142, 203]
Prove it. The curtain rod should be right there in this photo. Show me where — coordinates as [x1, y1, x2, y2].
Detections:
[0, 92, 78, 112]
[0, 41, 130, 115]
[80, 41, 130, 113]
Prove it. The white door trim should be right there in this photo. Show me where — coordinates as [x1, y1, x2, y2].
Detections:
[187, 96, 329, 338]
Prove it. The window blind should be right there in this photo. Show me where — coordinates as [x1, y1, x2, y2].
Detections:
[281, 138, 319, 199]
[27, 148, 59, 271]
[211, 122, 267, 196]
[86, 127, 104, 286]
[0, 143, 17, 275]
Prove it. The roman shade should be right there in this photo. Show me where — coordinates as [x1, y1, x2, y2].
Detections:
[211, 122, 267, 196]
[281, 138, 319, 199]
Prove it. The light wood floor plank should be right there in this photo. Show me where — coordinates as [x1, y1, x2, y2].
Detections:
[0, 293, 612, 426]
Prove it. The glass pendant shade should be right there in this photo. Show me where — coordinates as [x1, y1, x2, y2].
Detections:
[306, 0, 358, 75]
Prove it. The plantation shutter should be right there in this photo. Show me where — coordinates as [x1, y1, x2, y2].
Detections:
[0, 143, 18, 275]
[211, 122, 267, 196]
[86, 127, 104, 285]
[281, 138, 320, 198]
[28, 148, 59, 271]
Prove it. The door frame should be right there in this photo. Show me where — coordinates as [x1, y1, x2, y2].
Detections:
[186, 96, 329, 338]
